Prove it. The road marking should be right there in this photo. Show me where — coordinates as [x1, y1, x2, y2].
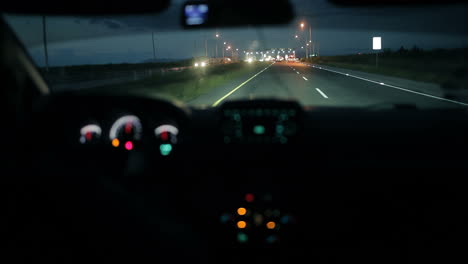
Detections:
[212, 63, 274, 107]
[302, 76, 308, 81]
[311, 65, 468, 107]
[316, 88, 328, 99]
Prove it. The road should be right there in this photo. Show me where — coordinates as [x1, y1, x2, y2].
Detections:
[189, 62, 468, 109]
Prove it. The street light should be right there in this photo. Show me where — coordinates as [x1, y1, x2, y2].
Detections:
[300, 23, 304, 28]
[215, 33, 220, 58]
[295, 35, 298, 38]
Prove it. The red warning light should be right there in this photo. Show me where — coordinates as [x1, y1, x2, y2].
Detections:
[125, 122, 132, 134]
[85, 132, 92, 141]
[245, 193, 255, 203]
[161, 131, 169, 141]
[124, 141, 133, 151]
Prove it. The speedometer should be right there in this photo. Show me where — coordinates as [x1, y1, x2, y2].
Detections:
[109, 115, 142, 150]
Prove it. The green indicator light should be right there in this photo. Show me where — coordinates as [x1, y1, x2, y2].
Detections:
[237, 233, 248, 243]
[276, 125, 284, 134]
[160, 144, 172, 156]
[253, 125, 265, 135]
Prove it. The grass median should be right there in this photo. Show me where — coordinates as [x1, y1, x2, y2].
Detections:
[84, 62, 267, 102]
[305, 48, 468, 90]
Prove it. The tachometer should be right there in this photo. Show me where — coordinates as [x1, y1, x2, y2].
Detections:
[79, 124, 102, 144]
[109, 115, 142, 150]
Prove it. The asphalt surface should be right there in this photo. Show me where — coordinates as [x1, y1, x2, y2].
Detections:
[189, 62, 468, 109]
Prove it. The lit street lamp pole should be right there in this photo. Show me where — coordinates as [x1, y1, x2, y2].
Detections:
[223, 42, 226, 59]
[215, 33, 219, 58]
[300, 22, 308, 58]
[309, 26, 312, 56]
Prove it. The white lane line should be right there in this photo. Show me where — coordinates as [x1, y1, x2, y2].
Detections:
[311, 65, 468, 107]
[302, 76, 308, 81]
[212, 63, 274, 107]
[316, 88, 329, 99]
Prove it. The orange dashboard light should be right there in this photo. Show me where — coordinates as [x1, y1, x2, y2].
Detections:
[237, 221, 247, 229]
[237, 207, 247, 216]
[266, 221, 276, 230]
[112, 138, 120, 147]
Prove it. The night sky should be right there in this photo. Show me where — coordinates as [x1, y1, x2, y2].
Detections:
[3, 0, 467, 66]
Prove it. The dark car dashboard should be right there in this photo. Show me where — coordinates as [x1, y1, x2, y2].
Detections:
[25, 94, 468, 262]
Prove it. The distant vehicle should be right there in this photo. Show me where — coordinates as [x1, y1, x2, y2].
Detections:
[193, 56, 209, 68]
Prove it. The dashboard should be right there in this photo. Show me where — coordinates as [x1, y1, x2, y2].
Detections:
[30, 93, 468, 255]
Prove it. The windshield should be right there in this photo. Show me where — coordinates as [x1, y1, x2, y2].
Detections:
[3, 0, 468, 108]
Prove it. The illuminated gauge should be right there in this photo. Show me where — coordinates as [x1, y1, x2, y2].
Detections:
[154, 124, 179, 156]
[109, 115, 142, 150]
[79, 124, 102, 144]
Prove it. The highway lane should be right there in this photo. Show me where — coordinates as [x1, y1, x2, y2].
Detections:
[190, 62, 467, 109]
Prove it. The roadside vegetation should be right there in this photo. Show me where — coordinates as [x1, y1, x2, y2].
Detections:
[40, 59, 193, 75]
[79, 62, 265, 102]
[304, 47, 468, 90]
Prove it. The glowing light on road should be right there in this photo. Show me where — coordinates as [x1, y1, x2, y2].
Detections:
[112, 138, 120, 147]
[247, 58, 253, 63]
[194, 62, 199, 67]
[201, 62, 206, 67]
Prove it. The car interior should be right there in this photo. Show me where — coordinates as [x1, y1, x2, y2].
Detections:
[2, 0, 466, 263]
